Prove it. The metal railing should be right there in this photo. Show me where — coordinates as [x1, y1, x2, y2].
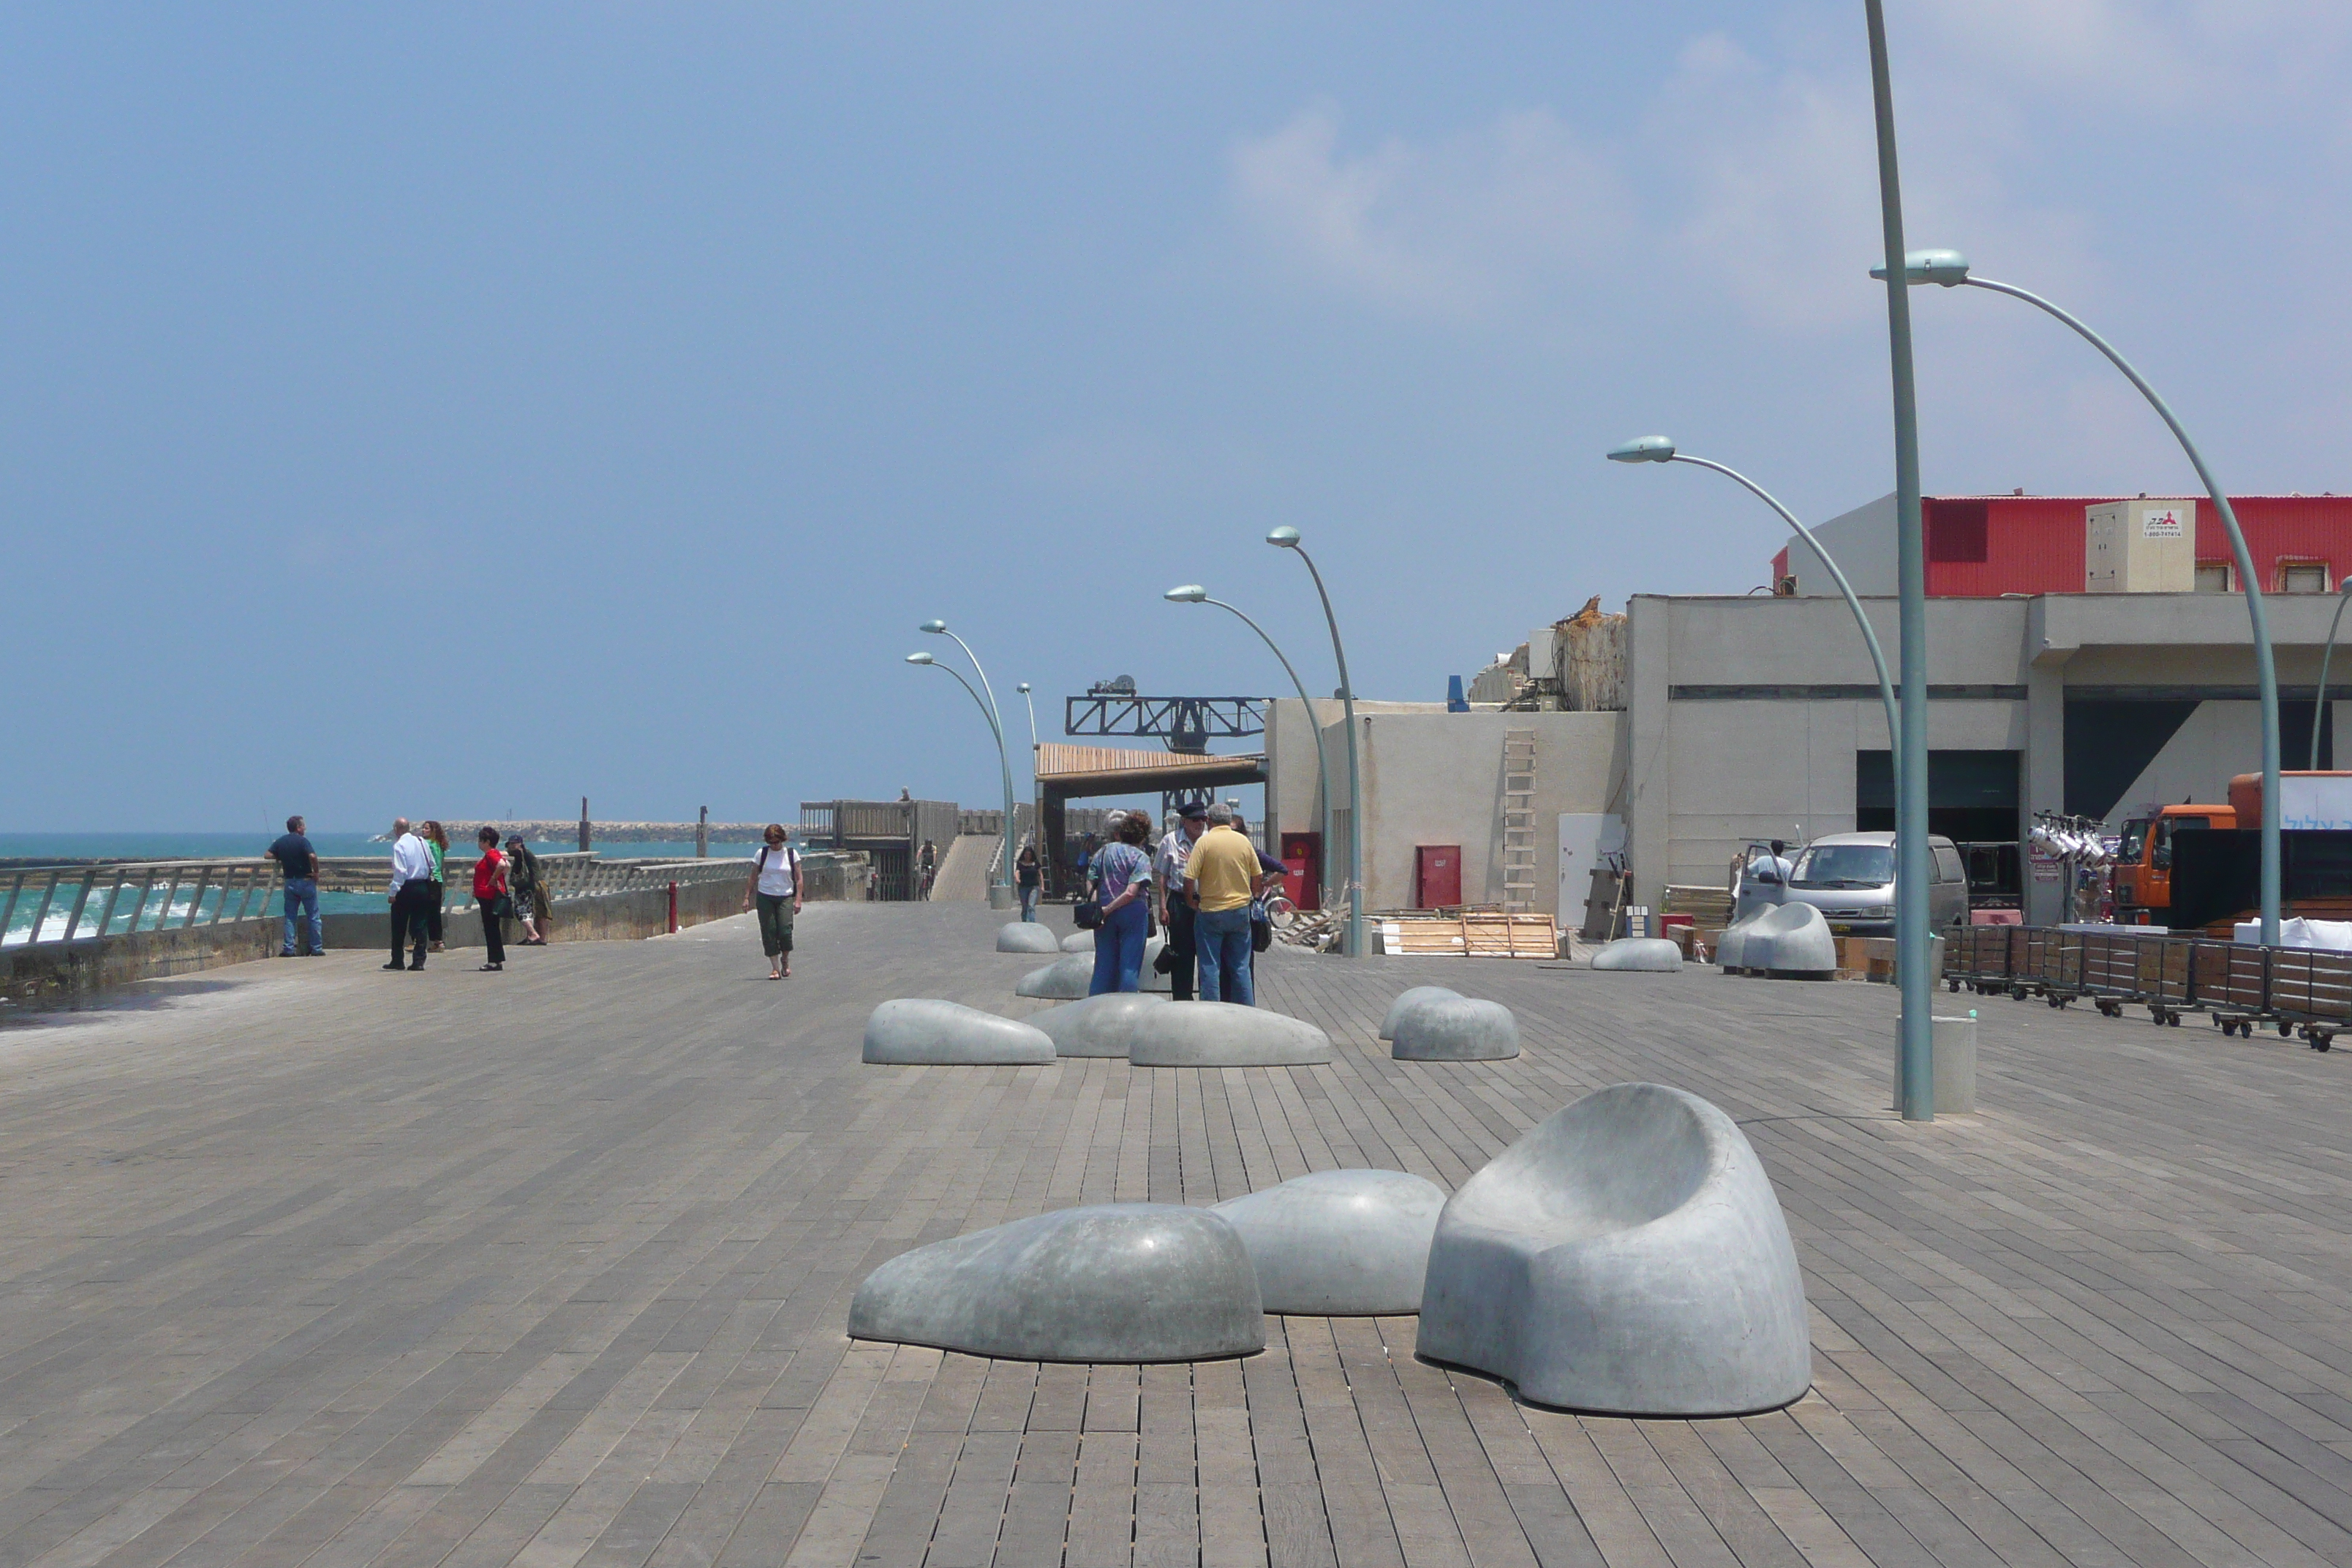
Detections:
[3, 854, 756, 949]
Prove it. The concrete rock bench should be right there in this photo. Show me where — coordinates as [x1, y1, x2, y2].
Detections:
[1591, 937, 1684, 972]
[1390, 995, 1520, 1061]
[996, 922, 1064, 954]
[1716, 902, 1836, 978]
[862, 1000, 1058, 1066]
[1027, 992, 1167, 1058]
[1211, 1169, 1447, 1315]
[1060, 930, 1095, 953]
[1014, 954, 1093, 999]
[1128, 1002, 1333, 1067]
[1379, 986, 1462, 1041]
[1417, 1082, 1811, 1416]
[848, 1204, 1264, 1362]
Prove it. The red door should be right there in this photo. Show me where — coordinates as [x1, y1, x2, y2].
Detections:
[1280, 832, 1322, 912]
[1416, 845, 1461, 908]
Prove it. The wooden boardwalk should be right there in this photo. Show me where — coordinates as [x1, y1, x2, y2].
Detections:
[0, 901, 2347, 1567]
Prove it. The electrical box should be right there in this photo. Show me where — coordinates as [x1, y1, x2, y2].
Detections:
[2085, 500, 2195, 592]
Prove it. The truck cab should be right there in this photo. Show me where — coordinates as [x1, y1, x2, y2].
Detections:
[2115, 804, 2237, 919]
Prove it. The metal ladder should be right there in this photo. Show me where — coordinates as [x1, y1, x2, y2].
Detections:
[1501, 728, 1538, 913]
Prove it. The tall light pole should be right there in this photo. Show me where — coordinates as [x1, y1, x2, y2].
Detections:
[1607, 437, 1901, 763]
[1017, 682, 1040, 867]
[1864, 0, 1934, 1121]
[1881, 249, 2283, 947]
[913, 622, 1017, 908]
[2313, 585, 2352, 772]
[1165, 584, 1334, 910]
[1267, 527, 1364, 957]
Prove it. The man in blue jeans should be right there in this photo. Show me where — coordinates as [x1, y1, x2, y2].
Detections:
[1183, 802, 1262, 1005]
[266, 814, 323, 956]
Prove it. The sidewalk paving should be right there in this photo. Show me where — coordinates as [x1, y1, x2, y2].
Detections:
[0, 902, 2346, 1567]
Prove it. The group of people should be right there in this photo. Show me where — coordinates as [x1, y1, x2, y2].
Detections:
[1083, 800, 1286, 1003]
[382, 818, 550, 971]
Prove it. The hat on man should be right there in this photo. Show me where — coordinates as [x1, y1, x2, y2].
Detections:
[1177, 802, 1209, 821]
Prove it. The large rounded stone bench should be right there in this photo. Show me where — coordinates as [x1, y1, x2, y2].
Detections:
[1014, 954, 1093, 998]
[1417, 1082, 1811, 1415]
[862, 1000, 1058, 1066]
[996, 921, 1063, 954]
[1716, 902, 1836, 979]
[1211, 1169, 1446, 1315]
[848, 1204, 1264, 1362]
[1128, 1002, 1332, 1067]
[1391, 995, 1520, 1061]
[1591, 937, 1683, 972]
[1026, 992, 1166, 1058]
[1060, 930, 1095, 953]
[1379, 986, 1460, 1041]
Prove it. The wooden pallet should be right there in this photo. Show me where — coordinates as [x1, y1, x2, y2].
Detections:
[1376, 909, 1559, 959]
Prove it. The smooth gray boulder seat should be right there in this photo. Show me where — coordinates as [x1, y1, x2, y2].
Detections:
[1380, 986, 1461, 1041]
[1027, 992, 1167, 1058]
[1390, 995, 1520, 1061]
[848, 1204, 1264, 1362]
[1128, 1002, 1333, 1067]
[1014, 953, 1093, 999]
[862, 1000, 1058, 1066]
[1717, 902, 1836, 979]
[1591, 937, 1684, 972]
[997, 921, 1064, 954]
[1060, 930, 1095, 953]
[1417, 1082, 1811, 1416]
[1211, 1169, 1447, 1314]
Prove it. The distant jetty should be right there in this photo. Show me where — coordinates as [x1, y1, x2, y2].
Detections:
[369, 821, 777, 845]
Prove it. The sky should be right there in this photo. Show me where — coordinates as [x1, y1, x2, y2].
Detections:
[6, 1, 2351, 832]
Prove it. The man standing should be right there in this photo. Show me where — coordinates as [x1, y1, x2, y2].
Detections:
[385, 818, 434, 970]
[266, 815, 323, 957]
[1184, 802, 1261, 1006]
[1155, 803, 1208, 1000]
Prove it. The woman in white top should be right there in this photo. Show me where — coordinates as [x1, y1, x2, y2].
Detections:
[742, 823, 804, 979]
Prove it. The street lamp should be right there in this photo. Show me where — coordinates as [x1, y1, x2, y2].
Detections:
[1165, 584, 1335, 910]
[913, 622, 1018, 908]
[2313, 584, 2352, 771]
[1267, 526, 1365, 957]
[1607, 437, 1900, 761]
[1880, 248, 2283, 947]
[1016, 681, 1041, 872]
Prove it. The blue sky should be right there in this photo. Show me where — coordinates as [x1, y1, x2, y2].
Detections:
[7, 2, 2349, 831]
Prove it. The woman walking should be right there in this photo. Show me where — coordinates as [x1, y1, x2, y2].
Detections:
[1087, 813, 1154, 995]
[1016, 842, 1041, 922]
[744, 823, 803, 979]
[421, 821, 450, 952]
[472, 828, 509, 971]
[505, 835, 547, 945]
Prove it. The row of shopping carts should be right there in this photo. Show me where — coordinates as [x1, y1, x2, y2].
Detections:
[1946, 924, 2348, 1050]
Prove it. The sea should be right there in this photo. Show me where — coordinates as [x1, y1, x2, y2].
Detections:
[0, 832, 769, 946]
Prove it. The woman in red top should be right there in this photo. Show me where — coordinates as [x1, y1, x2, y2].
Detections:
[472, 826, 509, 971]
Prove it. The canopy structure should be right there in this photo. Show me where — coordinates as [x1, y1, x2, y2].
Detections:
[1036, 744, 1269, 894]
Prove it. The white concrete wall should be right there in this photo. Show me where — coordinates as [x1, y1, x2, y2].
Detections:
[1783, 492, 1899, 597]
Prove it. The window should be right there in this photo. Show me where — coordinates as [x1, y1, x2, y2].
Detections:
[2195, 562, 2233, 593]
[1790, 844, 1895, 889]
[1932, 845, 1966, 883]
[1926, 500, 1989, 563]
[2281, 561, 2331, 594]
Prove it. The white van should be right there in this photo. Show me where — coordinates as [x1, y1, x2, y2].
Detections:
[1773, 832, 1972, 937]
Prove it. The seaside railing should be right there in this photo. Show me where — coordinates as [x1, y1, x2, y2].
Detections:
[1, 853, 755, 949]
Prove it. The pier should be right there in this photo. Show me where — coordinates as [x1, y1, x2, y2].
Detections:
[0, 904, 2346, 1567]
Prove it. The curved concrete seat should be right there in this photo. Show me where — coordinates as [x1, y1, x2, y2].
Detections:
[1379, 986, 1462, 1041]
[1014, 954, 1093, 999]
[1060, 930, 1095, 953]
[1391, 995, 1520, 1061]
[1027, 992, 1167, 1058]
[997, 922, 1064, 954]
[862, 1000, 1058, 1066]
[1717, 903, 1836, 978]
[1211, 1169, 1447, 1314]
[1417, 1082, 1810, 1416]
[1591, 937, 1684, 972]
[848, 1204, 1264, 1362]
[1128, 1002, 1332, 1067]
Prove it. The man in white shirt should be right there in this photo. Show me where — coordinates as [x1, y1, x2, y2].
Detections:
[1155, 803, 1209, 1000]
[385, 817, 435, 970]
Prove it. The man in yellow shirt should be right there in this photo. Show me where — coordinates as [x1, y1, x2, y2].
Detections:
[1183, 803, 1262, 1005]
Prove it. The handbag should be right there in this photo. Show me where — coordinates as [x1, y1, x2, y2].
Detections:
[1074, 898, 1103, 930]
[1250, 899, 1274, 953]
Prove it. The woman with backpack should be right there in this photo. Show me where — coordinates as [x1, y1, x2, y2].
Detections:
[744, 823, 803, 979]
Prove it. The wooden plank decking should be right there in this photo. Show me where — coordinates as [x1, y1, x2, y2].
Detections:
[0, 901, 2345, 1567]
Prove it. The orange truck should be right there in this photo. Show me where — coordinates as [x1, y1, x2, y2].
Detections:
[2114, 772, 2352, 927]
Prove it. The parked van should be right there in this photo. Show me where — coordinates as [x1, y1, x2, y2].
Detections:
[1774, 832, 1971, 937]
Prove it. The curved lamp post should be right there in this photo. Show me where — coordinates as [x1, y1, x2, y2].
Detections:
[911, 624, 1017, 906]
[2314, 585, 2352, 772]
[1266, 527, 1364, 957]
[1880, 248, 2283, 947]
[1016, 681, 1041, 870]
[1608, 437, 1901, 762]
[1165, 584, 1334, 909]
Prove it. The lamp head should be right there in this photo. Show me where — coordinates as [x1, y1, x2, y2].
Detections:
[918, 618, 947, 633]
[1607, 435, 1676, 464]
[905, 652, 935, 666]
[1164, 584, 1208, 603]
[1265, 526, 1300, 549]
[1017, 682, 1030, 693]
[1868, 248, 1970, 287]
